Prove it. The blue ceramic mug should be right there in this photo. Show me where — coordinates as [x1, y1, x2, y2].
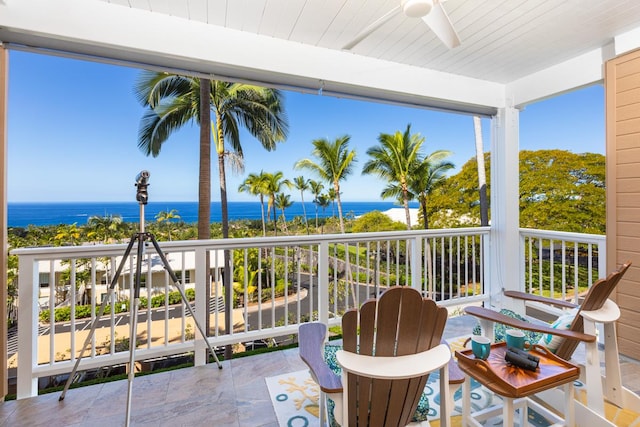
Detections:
[505, 329, 530, 350]
[471, 335, 491, 360]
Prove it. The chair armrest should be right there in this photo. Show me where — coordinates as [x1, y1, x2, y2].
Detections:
[580, 298, 620, 324]
[298, 323, 342, 393]
[504, 290, 578, 309]
[464, 306, 596, 342]
[336, 344, 451, 380]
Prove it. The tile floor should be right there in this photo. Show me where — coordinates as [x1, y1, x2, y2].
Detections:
[0, 315, 638, 427]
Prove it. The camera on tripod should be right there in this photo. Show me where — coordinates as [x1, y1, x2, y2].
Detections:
[505, 346, 540, 371]
[135, 170, 150, 205]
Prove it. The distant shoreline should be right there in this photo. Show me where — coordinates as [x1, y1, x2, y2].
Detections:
[8, 201, 419, 228]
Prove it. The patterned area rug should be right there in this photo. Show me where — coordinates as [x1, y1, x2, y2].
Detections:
[265, 367, 553, 426]
[266, 337, 640, 426]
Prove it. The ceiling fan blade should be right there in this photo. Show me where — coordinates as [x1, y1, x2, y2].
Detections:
[343, 5, 401, 50]
[422, 1, 461, 49]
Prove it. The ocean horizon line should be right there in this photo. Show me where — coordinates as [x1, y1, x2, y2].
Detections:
[8, 200, 389, 203]
[8, 200, 418, 228]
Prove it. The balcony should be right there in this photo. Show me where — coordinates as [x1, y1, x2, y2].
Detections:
[2, 317, 639, 426]
[6, 226, 640, 425]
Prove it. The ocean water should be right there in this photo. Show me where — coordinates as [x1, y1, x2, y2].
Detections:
[7, 201, 415, 227]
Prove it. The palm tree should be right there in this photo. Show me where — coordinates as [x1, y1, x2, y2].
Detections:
[135, 73, 289, 239]
[362, 124, 425, 229]
[409, 151, 454, 229]
[292, 176, 311, 234]
[327, 188, 337, 218]
[274, 192, 293, 233]
[295, 136, 356, 233]
[155, 209, 181, 241]
[87, 214, 124, 243]
[309, 180, 324, 230]
[315, 194, 331, 234]
[238, 171, 269, 236]
[263, 171, 291, 235]
[54, 223, 81, 246]
[136, 74, 288, 359]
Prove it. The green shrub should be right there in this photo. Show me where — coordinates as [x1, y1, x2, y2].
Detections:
[38, 288, 197, 323]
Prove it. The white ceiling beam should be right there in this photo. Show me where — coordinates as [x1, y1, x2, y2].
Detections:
[0, 0, 504, 115]
[505, 47, 613, 109]
[614, 25, 640, 56]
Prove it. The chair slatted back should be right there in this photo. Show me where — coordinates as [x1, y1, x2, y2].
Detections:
[555, 261, 631, 360]
[341, 286, 448, 426]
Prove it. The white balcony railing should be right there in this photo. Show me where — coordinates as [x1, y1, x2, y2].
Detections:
[12, 227, 606, 399]
[12, 227, 489, 398]
[519, 228, 606, 317]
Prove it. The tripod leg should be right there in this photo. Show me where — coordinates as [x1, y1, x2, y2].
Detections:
[125, 297, 139, 426]
[125, 232, 146, 427]
[147, 234, 223, 368]
[60, 235, 139, 401]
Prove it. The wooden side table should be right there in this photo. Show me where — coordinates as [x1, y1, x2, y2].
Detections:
[455, 343, 580, 427]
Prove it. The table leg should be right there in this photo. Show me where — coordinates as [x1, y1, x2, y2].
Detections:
[564, 382, 575, 427]
[517, 399, 525, 426]
[462, 374, 471, 426]
[503, 396, 514, 427]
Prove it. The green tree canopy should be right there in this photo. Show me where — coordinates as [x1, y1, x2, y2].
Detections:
[427, 149, 605, 233]
[519, 150, 605, 233]
[351, 211, 407, 233]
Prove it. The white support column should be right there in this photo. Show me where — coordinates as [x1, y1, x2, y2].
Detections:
[488, 107, 521, 311]
[0, 44, 8, 400]
[17, 254, 38, 398]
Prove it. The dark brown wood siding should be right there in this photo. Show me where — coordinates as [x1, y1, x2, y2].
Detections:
[606, 49, 640, 359]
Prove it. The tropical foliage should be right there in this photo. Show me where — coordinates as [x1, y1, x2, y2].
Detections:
[362, 124, 454, 229]
[362, 124, 426, 228]
[427, 149, 605, 233]
[294, 135, 357, 233]
[134, 73, 289, 240]
[6, 149, 606, 330]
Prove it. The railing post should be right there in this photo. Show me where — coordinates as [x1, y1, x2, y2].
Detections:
[410, 236, 422, 292]
[194, 246, 208, 366]
[598, 239, 607, 279]
[483, 232, 491, 301]
[17, 254, 38, 398]
[519, 232, 526, 295]
[318, 241, 329, 325]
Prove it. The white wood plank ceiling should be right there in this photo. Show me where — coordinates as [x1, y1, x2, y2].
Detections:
[96, 0, 640, 84]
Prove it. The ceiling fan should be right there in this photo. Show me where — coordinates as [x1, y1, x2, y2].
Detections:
[343, 0, 461, 50]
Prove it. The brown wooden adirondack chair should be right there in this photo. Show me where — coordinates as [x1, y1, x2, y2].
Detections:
[465, 261, 640, 423]
[299, 286, 453, 426]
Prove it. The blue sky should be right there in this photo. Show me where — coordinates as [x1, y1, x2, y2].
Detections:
[7, 50, 605, 202]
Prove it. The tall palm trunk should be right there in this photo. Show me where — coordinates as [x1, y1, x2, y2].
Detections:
[198, 80, 213, 357]
[401, 183, 411, 229]
[280, 208, 288, 233]
[272, 200, 278, 236]
[300, 191, 309, 235]
[334, 182, 345, 233]
[420, 197, 429, 230]
[198, 80, 211, 240]
[214, 107, 233, 361]
[259, 195, 267, 236]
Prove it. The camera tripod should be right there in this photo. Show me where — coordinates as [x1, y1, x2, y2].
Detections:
[59, 171, 222, 426]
